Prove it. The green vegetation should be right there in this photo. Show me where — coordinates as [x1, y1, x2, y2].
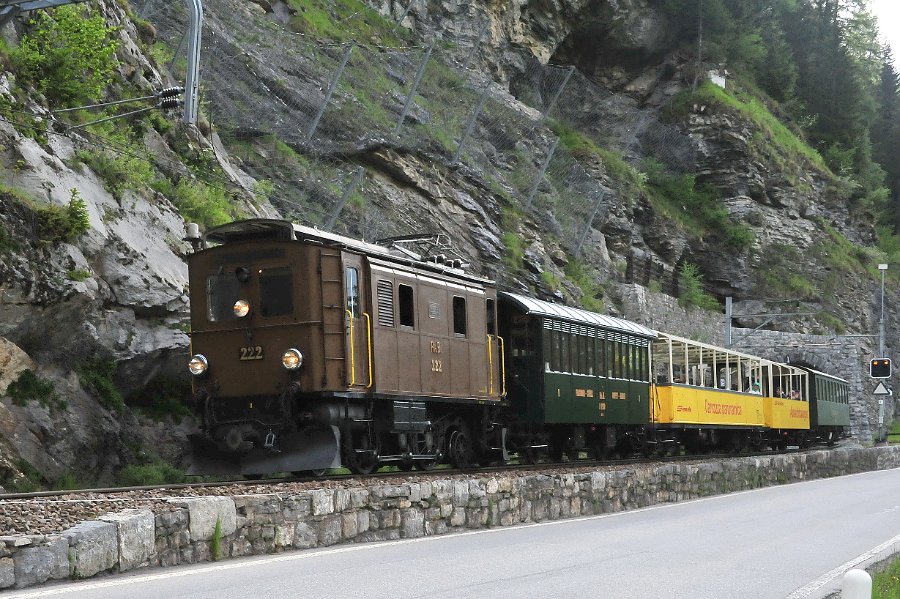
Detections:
[665, 81, 826, 172]
[129, 376, 192, 421]
[500, 207, 526, 272]
[162, 178, 239, 228]
[678, 262, 720, 311]
[5, 459, 44, 492]
[644, 160, 755, 250]
[75, 358, 124, 412]
[755, 243, 818, 300]
[0, 224, 17, 253]
[13, 5, 119, 107]
[564, 260, 604, 313]
[286, 0, 409, 45]
[873, 555, 900, 598]
[118, 460, 186, 486]
[6, 369, 65, 411]
[888, 421, 900, 445]
[35, 189, 90, 244]
[66, 269, 92, 282]
[211, 518, 223, 560]
[76, 148, 155, 202]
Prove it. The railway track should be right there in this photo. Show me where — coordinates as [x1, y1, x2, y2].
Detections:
[0, 444, 823, 502]
[0, 444, 846, 538]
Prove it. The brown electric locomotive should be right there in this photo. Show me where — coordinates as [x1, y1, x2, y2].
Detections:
[184, 219, 505, 475]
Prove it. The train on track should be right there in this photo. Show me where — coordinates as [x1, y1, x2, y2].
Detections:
[183, 219, 850, 476]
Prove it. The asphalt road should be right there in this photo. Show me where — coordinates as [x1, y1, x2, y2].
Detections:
[10, 468, 900, 599]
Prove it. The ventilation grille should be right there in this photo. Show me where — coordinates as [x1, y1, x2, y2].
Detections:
[377, 280, 394, 327]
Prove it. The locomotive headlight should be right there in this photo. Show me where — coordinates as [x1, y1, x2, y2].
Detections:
[188, 354, 209, 376]
[282, 348, 303, 370]
[233, 299, 250, 318]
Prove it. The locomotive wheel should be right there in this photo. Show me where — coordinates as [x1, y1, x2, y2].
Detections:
[344, 432, 379, 475]
[448, 429, 473, 469]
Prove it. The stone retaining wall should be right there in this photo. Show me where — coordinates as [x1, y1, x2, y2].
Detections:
[4, 446, 900, 589]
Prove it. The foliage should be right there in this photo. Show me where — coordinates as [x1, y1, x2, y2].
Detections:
[755, 243, 818, 300]
[12, 5, 119, 107]
[0, 224, 18, 253]
[564, 260, 604, 313]
[540, 270, 560, 290]
[66, 269, 92, 282]
[873, 555, 900, 599]
[75, 359, 124, 412]
[130, 376, 192, 421]
[211, 518, 223, 561]
[286, 0, 409, 45]
[36, 189, 90, 244]
[644, 159, 755, 250]
[6, 369, 65, 411]
[678, 262, 720, 311]
[665, 81, 826, 173]
[118, 461, 186, 486]
[5, 459, 44, 492]
[76, 148, 155, 202]
[500, 207, 525, 272]
[169, 178, 240, 228]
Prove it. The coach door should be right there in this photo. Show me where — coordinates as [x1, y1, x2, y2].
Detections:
[343, 253, 370, 389]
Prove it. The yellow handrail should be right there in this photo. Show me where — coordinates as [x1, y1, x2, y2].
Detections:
[497, 334, 507, 397]
[486, 334, 494, 395]
[345, 309, 356, 386]
[364, 312, 374, 388]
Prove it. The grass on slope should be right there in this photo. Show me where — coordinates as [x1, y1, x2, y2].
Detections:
[665, 81, 828, 174]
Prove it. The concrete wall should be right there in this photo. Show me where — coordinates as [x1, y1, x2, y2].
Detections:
[3, 445, 900, 589]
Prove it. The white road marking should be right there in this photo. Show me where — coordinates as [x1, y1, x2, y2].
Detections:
[786, 532, 900, 599]
[6, 467, 899, 598]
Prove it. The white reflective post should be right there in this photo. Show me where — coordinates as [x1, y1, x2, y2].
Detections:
[841, 568, 871, 599]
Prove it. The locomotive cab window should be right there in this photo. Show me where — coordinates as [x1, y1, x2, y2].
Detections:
[259, 267, 293, 317]
[346, 267, 360, 318]
[486, 298, 496, 335]
[399, 284, 415, 328]
[207, 273, 240, 322]
[453, 296, 467, 336]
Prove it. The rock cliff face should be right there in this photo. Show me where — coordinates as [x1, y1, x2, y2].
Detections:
[0, 0, 893, 488]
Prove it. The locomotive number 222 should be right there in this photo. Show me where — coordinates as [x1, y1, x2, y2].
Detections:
[239, 346, 264, 360]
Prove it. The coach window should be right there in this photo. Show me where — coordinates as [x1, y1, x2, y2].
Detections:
[561, 331, 571, 373]
[260, 267, 293, 317]
[399, 284, 415, 328]
[345, 267, 360, 318]
[453, 296, 467, 336]
[207, 274, 239, 322]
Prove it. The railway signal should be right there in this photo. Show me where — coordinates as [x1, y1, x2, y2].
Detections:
[870, 358, 892, 379]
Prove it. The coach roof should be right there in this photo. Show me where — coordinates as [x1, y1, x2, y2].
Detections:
[500, 292, 657, 338]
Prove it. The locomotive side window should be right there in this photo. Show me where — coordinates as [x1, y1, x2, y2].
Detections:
[259, 267, 293, 317]
[346, 267, 360, 318]
[399, 284, 415, 328]
[452, 296, 467, 336]
[486, 299, 496, 335]
[206, 274, 240, 322]
[377, 280, 394, 327]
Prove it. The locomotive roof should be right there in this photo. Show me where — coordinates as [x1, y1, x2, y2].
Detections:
[203, 219, 492, 286]
[500, 292, 657, 338]
[796, 365, 849, 384]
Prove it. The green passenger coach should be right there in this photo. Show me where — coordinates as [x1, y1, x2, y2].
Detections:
[498, 292, 657, 459]
[800, 366, 850, 443]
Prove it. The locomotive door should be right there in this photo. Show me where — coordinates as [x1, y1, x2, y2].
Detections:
[342, 253, 370, 389]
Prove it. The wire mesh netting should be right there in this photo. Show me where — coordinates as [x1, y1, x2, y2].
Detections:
[126, 0, 695, 262]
